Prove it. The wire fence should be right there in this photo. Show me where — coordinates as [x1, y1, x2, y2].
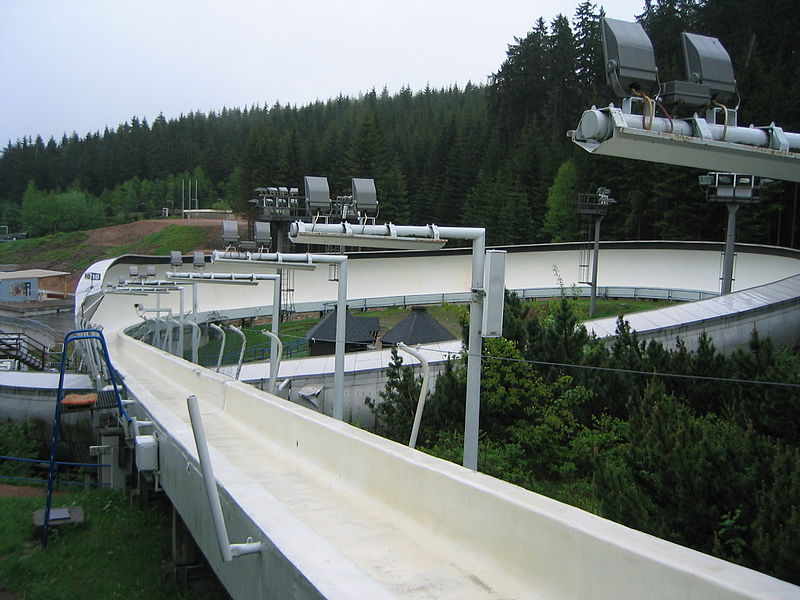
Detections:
[0, 454, 111, 488]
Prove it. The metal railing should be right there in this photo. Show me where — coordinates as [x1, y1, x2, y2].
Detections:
[0, 332, 49, 370]
[314, 286, 716, 314]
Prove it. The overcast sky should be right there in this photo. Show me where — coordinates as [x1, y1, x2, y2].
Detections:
[1, 0, 644, 147]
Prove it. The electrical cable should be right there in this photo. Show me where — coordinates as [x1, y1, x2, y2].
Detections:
[632, 89, 655, 130]
[419, 345, 800, 390]
[190, 322, 800, 390]
[655, 100, 674, 133]
[712, 100, 729, 141]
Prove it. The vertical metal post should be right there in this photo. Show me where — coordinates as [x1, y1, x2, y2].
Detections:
[463, 234, 486, 471]
[177, 287, 185, 358]
[269, 274, 281, 394]
[721, 202, 740, 294]
[589, 215, 603, 317]
[333, 261, 348, 420]
[792, 182, 798, 248]
[186, 394, 234, 562]
[189, 321, 200, 364]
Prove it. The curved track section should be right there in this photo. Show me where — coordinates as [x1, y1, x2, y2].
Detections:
[76, 242, 800, 599]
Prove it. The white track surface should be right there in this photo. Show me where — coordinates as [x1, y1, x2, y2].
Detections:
[77, 243, 800, 599]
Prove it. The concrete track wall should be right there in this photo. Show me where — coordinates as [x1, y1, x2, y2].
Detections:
[74, 242, 800, 599]
[112, 331, 798, 599]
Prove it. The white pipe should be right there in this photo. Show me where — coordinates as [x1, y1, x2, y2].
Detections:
[209, 323, 226, 373]
[397, 343, 430, 450]
[186, 394, 262, 562]
[227, 325, 247, 380]
[270, 271, 281, 395]
[289, 221, 485, 241]
[334, 260, 347, 420]
[260, 329, 283, 394]
[165, 271, 268, 282]
[575, 107, 800, 150]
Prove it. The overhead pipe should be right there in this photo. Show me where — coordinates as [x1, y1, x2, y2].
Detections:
[397, 343, 431, 450]
[570, 105, 800, 182]
[574, 107, 800, 151]
[186, 394, 262, 561]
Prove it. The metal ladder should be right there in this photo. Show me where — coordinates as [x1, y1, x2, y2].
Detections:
[42, 328, 130, 546]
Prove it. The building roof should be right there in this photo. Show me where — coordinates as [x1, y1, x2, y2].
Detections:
[381, 306, 456, 345]
[305, 310, 377, 344]
[0, 269, 69, 281]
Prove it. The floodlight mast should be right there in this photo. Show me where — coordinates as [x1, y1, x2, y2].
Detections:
[570, 19, 800, 182]
[288, 221, 488, 471]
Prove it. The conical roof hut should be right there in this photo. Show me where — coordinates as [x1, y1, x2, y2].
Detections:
[380, 306, 455, 346]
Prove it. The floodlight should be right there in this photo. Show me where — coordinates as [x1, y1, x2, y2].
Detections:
[304, 176, 331, 213]
[601, 18, 659, 97]
[253, 221, 271, 246]
[352, 178, 378, 216]
[169, 251, 183, 268]
[221, 220, 239, 245]
[682, 32, 736, 104]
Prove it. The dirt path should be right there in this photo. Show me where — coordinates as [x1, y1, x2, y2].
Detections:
[84, 218, 223, 248]
[0, 483, 48, 498]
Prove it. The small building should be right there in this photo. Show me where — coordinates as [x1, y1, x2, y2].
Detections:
[381, 306, 455, 346]
[305, 310, 379, 356]
[0, 269, 69, 303]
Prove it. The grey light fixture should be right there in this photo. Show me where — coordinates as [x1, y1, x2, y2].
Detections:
[682, 32, 737, 104]
[304, 176, 332, 214]
[601, 17, 659, 97]
[352, 178, 378, 217]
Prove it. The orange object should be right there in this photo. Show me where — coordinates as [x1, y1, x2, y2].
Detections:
[61, 393, 97, 408]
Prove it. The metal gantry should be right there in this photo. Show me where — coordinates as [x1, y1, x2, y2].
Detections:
[288, 221, 506, 472]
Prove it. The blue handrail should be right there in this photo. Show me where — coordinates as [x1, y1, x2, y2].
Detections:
[43, 328, 128, 547]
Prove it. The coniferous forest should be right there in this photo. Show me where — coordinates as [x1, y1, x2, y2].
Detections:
[1, 0, 799, 584]
[1, 0, 798, 244]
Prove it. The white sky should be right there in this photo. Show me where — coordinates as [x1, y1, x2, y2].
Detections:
[1, 0, 644, 147]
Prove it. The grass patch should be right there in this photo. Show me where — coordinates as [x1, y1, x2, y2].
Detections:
[193, 299, 675, 366]
[0, 225, 210, 274]
[0, 487, 224, 599]
[134, 225, 210, 255]
[0, 232, 88, 265]
[526, 296, 679, 321]
[195, 305, 467, 366]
